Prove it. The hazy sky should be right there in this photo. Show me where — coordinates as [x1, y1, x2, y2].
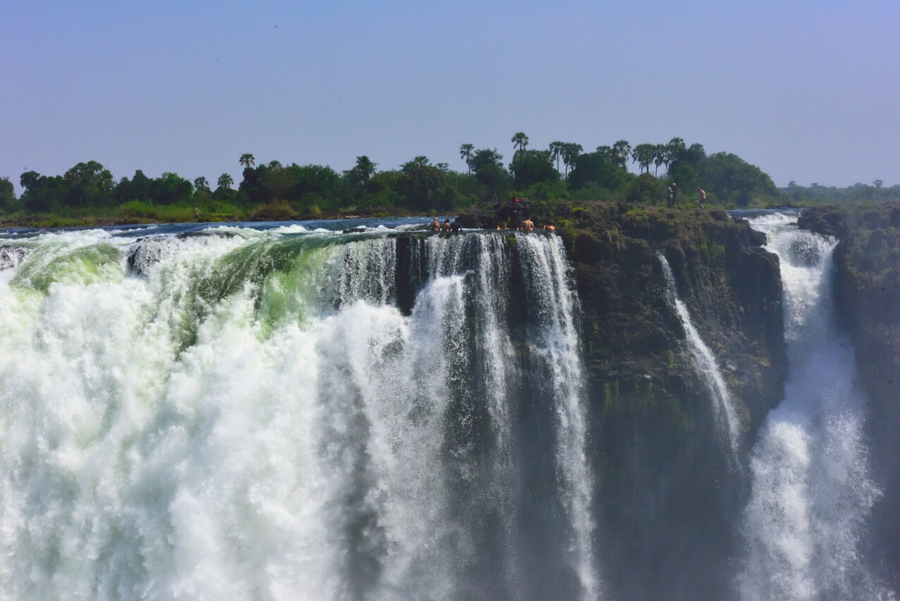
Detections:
[2, 1, 898, 191]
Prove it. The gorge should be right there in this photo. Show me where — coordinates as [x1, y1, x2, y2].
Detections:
[0, 205, 896, 600]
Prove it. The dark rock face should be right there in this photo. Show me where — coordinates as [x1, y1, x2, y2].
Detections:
[801, 204, 900, 593]
[556, 202, 786, 600]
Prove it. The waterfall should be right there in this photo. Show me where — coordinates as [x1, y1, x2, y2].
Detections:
[738, 213, 893, 601]
[0, 227, 598, 601]
[658, 254, 741, 458]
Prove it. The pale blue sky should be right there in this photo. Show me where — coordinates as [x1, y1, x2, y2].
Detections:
[2, 1, 898, 191]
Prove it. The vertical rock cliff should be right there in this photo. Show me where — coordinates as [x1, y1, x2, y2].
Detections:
[564, 203, 786, 600]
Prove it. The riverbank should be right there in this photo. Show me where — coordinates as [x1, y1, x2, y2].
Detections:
[0, 204, 426, 230]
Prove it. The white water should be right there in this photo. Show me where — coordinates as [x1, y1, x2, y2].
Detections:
[738, 213, 893, 601]
[658, 254, 741, 458]
[0, 228, 598, 601]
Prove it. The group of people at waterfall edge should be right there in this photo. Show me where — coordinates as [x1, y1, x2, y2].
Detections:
[427, 197, 555, 236]
[494, 197, 555, 232]
[430, 217, 463, 235]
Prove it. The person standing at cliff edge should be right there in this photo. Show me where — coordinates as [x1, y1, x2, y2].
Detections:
[671, 182, 678, 206]
[698, 188, 706, 208]
[508, 197, 525, 229]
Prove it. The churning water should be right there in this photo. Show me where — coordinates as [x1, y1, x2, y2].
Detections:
[0, 223, 597, 601]
[738, 213, 894, 601]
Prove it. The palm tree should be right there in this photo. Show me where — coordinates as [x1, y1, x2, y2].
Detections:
[511, 132, 529, 153]
[653, 145, 667, 176]
[354, 155, 377, 184]
[239, 154, 255, 169]
[664, 137, 685, 172]
[193, 176, 209, 191]
[561, 143, 583, 176]
[549, 141, 564, 171]
[459, 144, 474, 174]
[632, 144, 655, 174]
[612, 140, 631, 169]
[217, 173, 233, 190]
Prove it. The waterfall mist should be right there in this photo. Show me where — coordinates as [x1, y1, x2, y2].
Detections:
[738, 214, 894, 601]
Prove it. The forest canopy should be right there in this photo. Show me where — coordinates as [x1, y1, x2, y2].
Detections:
[2, 136, 896, 224]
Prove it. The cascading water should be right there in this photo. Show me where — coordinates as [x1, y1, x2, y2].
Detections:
[658, 254, 742, 458]
[0, 225, 598, 601]
[738, 213, 894, 601]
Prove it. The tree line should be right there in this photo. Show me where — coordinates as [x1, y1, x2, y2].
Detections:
[0, 135, 803, 219]
[781, 180, 900, 205]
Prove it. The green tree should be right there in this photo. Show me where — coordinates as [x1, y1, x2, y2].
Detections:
[363, 170, 403, 207]
[150, 172, 193, 205]
[217, 173, 234, 190]
[666, 142, 706, 193]
[561, 143, 583, 176]
[509, 149, 558, 189]
[261, 164, 296, 203]
[64, 161, 114, 207]
[703, 152, 778, 206]
[194, 176, 210, 191]
[469, 148, 509, 201]
[595, 145, 616, 164]
[612, 140, 632, 169]
[288, 164, 342, 209]
[348, 156, 377, 185]
[666, 137, 686, 165]
[459, 144, 475, 174]
[115, 170, 153, 204]
[0, 177, 16, 212]
[397, 156, 457, 210]
[511, 132, 529, 153]
[239, 154, 256, 169]
[632, 144, 656, 175]
[625, 173, 667, 204]
[20, 171, 68, 212]
[341, 156, 377, 205]
[653, 145, 666, 176]
[569, 151, 629, 191]
[549, 141, 565, 171]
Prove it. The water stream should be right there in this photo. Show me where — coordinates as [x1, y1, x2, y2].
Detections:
[658, 253, 742, 459]
[738, 213, 893, 601]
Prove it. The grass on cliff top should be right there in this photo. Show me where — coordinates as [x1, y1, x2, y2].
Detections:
[514, 198, 730, 246]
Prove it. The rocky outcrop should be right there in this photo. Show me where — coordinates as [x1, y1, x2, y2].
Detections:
[566, 204, 784, 433]
[463, 201, 786, 600]
[463, 200, 787, 599]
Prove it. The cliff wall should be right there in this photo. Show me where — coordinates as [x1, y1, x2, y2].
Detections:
[573, 204, 784, 600]
[463, 201, 786, 600]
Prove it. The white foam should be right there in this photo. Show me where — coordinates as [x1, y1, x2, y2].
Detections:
[738, 216, 893, 601]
